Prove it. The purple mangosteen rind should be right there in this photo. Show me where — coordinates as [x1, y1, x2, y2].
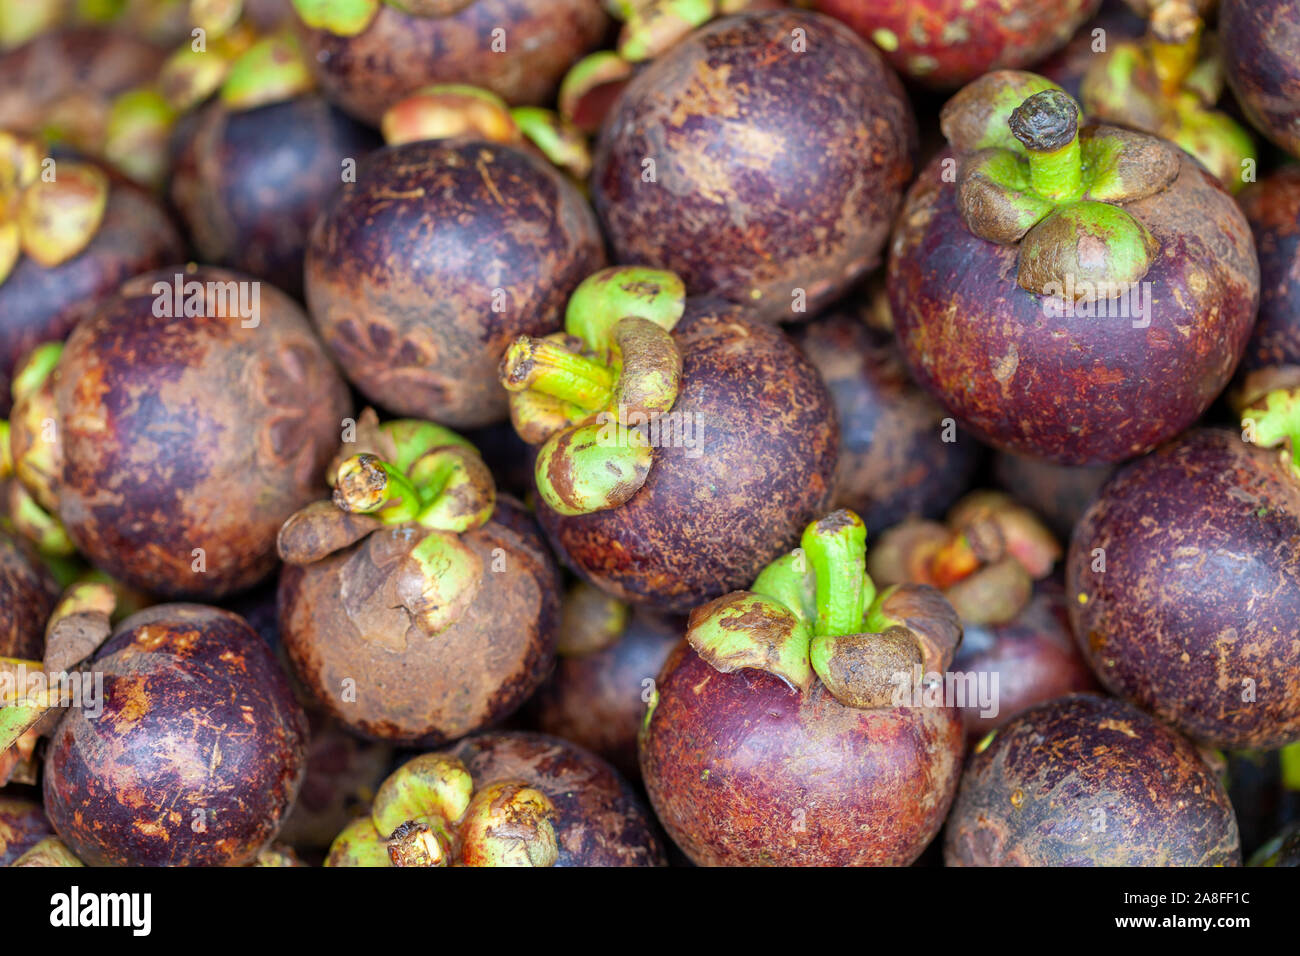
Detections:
[0, 796, 53, 865]
[1067, 428, 1300, 750]
[42, 603, 308, 867]
[1220, 0, 1300, 160]
[890, 73, 1259, 465]
[1237, 167, 1300, 378]
[591, 9, 917, 322]
[944, 693, 1241, 866]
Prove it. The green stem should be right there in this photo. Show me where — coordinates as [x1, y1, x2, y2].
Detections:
[1148, 3, 1202, 97]
[800, 509, 874, 639]
[500, 336, 615, 411]
[1009, 90, 1083, 202]
[1242, 388, 1300, 477]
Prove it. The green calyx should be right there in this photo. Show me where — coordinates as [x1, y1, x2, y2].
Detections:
[279, 411, 493, 635]
[949, 76, 1181, 301]
[293, 0, 471, 35]
[684, 509, 963, 710]
[1242, 388, 1300, 478]
[5, 342, 65, 525]
[558, 51, 635, 134]
[1079, 6, 1255, 193]
[618, 0, 714, 63]
[220, 32, 315, 110]
[325, 753, 558, 868]
[500, 267, 687, 517]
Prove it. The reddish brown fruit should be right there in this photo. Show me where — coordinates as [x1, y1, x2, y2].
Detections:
[591, 10, 916, 322]
[813, 0, 1101, 88]
[294, 0, 611, 127]
[170, 95, 381, 299]
[641, 640, 964, 866]
[794, 308, 979, 532]
[533, 607, 682, 781]
[43, 604, 308, 867]
[1221, 0, 1300, 159]
[951, 577, 1097, 742]
[0, 531, 59, 660]
[535, 300, 838, 614]
[1067, 429, 1300, 750]
[0, 173, 183, 416]
[49, 266, 352, 598]
[278, 496, 561, 745]
[890, 145, 1258, 465]
[1237, 167, 1300, 378]
[305, 139, 604, 428]
[945, 693, 1241, 866]
[445, 731, 666, 867]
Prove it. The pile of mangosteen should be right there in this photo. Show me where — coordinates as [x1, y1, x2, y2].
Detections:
[2, 0, 1300, 880]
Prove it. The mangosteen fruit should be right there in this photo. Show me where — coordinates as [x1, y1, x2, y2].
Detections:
[43, 602, 308, 867]
[326, 731, 666, 866]
[1068, 425, 1300, 750]
[793, 297, 980, 533]
[0, 530, 59, 661]
[1078, 0, 1256, 191]
[499, 267, 837, 613]
[533, 582, 682, 781]
[812, 0, 1101, 88]
[1038, 0, 1147, 101]
[591, 9, 916, 322]
[0, 133, 184, 415]
[1235, 165, 1300, 399]
[1, 264, 352, 599]
[640, 509, 965, 866]
[169, 47, 381, 297]
[290, 0, 611, 127]
[276, 409, 561, 745]
[0, 796, 51, 865]
[889, 71, 1259, 464]
[305, 134, 604, 428]
[946, 693, 1241, 865]
[1221, 0, 1300, 160]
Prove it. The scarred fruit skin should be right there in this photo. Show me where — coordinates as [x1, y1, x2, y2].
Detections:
[592, 10, 916, 322]
[952, 577, 1097, 742]
[533, 608, 682, 781]
[641, 641, 964, 866]
[170, 95, 381, 299]
[278, 496, 561, 745]
[0, 531, 59, 659]
[305, 139, 604, 428]
[0, 172, 183, 416]
[814, 0, 1101, 89]
[0, 797, 52, 865]
[944, 693, 1241, 866]
[1237, 167, 1300, 374]
[446, 731, 666, 867]
[795, 309, 979, 532]
[51, 266, 352, 598]
[295, 0, 611, 127]
[1067, 429, 1300, 750]
[889, 148, 1258, 465]
[535, 299, 838, 614]
[1221, 0, 1300, 160]
[43, 604, 308, 867]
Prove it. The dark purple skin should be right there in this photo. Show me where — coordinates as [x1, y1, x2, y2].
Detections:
[1237, 166, 1300, 373]
[945, 693, 1242, 866]
[794, 308, 980, 533]
[0, 174, 184, 416]
[169, 95, 381, 299]
[0, 531, 59, 660]
[295, 0, 611, 127]
[305, 138, 604, 428]
[952, 577, 1098, 743]
[46, 266, 352, 599]
[0, 797, 52, 865]
[993, 451, 1115, 542]
[889, 147, 1259, 465]
[43, 604, 308, 867]
[536, 299, 838, 614]
[445, 731, 666, 867]
[591, 10, 917, 323]
[641, 641, 965, 866]
[1067, 429, 1300, 750]
[1221, 0, 1300, 160]
[532, 608, 682, 781]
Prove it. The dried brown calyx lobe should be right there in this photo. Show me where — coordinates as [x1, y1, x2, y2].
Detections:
[945, 693, 1240, 866]
[42, 604, 308, 867]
